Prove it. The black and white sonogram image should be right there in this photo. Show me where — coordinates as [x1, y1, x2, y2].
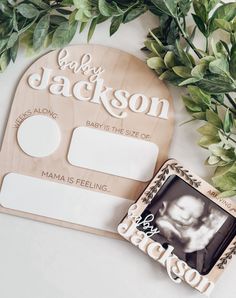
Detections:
[139, 175, 236, 275]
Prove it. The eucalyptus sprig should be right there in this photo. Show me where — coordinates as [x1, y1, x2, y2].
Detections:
[1, 0, 236, 197]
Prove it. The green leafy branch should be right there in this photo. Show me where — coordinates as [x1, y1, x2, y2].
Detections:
[144, 0, 236, 197]
[0, 0, 77, 71]
[0, 0, 150, 71]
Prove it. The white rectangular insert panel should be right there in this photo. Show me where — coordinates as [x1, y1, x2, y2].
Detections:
[0, 173, 133, 233]
[68, 127, 159, 182]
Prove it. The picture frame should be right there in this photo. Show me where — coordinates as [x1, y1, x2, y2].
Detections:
[118, 159, 236, 295]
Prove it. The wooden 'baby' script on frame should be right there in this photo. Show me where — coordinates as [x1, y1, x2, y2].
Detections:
[0, 45, 174, 238]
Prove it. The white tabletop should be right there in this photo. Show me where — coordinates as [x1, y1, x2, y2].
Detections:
[0, 12, 235, 298]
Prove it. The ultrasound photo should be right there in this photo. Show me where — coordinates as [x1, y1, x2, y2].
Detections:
[139, 175, 236, 275]
[156, 194, 227, 253]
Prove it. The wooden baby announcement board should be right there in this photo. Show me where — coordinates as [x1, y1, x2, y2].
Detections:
[0, 45, 174, 238]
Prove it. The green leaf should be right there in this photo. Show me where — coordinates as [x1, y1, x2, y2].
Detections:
[212, 160, 229, 167]
[97, 14, 109, 24]
[88, 17, 98, 42]
[155, 68, 165, 75]
[0, 51, 11, 72]
[10, 38, 19, 62]
[218, 131, 236, 148]
[0, 38, 9, 51]
[50, 15, 68, 25]
[200, 56, 215, 63]
[218, 190, 236, 198]
[110, 15, 123, 35]
[207, 155, 221, 165]
[223, 109, 233, 133]
[198, 135, 221, 148]
[192, 14, 206, 35]
[186, 26, 197, 53]
[33, 14, 50, 51]
[191, 63, 207, 79]
[206, 110, 223, 128]
[193, 0, 207, 23]
[172, 66, 191, 78]
[52, 21, 78, 48]
[62, 0, 74, 5]
[179, 77, 200, 86]
[151, 0, 178, 17]
[209, 144, 226, 157]
[29, 0, 50, 10]
[12, 10, 18, 31]
[98, 0, 123, 17]
[214, 94, 224, 104]
[73, 0, 85, 8]
[164, 51, 176, 68]
[148, 31, 165, 53]
[7, 32, 18, 49]
[214, 163, 235, 176]
[166, 19, 179, 45]
[79, 22, 88, 33]
[7, 0, 16, 5]
[207, 0, 221, 11]
[188, 85, 211, 106]
[209, 57, 229, 76]
[158, 70, 182, 84]
[211, 38, 222, 58]
[178, 0, 192, 16]
[219, 149, 235, 162]
[215, 41, 229, 56]
[17, 3, 39, 19]
[182, 96, 202, 112]
[197, 123, 219, 136]
[233, 18, 236, 32]
[197, 74, 236, 94]
[175, 40, 193, 68]
[209, 2, 236, 32]
[144, 40, 154, 52]
[212, 171, 236, 191]
[230, 44, 236, 79]
[192, 112, 206, 120]
[147, 57, 165, 69]
[124, 5, 147, 23]
[144, 40, 161, 57]
[75, 9, 91, 22]
[214, 19, 232, 32]
[0, 2, 13, 17]
[220, 40, 230, 55]
[56, 8, 71, 15]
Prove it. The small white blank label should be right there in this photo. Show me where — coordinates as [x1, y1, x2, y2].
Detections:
[0, 173, 133, 233]
[68, 127, 159, 182]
